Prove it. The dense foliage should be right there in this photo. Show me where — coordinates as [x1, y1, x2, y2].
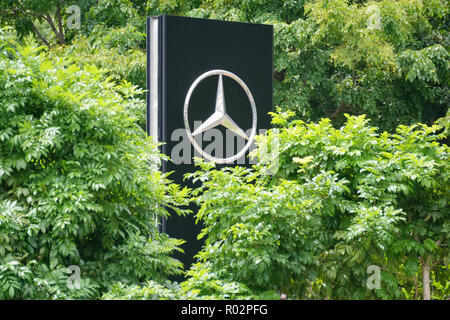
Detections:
[3, 0, 447, 132]
[182, 0, 449, 132]
[52, 24, 147, 101]
[103, 262, 279, 300]
[187, 112, 449, 299]
[0, 0, 448, 300]
[0, 31, 188, 299]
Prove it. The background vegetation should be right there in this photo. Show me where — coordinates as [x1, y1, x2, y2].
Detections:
[0, 0, 448, 299]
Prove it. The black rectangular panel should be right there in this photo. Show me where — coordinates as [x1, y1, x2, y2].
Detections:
[147, 15, 273, 272]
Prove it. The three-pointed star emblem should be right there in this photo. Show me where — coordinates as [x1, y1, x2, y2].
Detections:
[191, 75, 249, 140]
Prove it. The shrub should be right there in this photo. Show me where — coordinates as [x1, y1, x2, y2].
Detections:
[187, 111, 449, 299]
[0, 31, 188, 299]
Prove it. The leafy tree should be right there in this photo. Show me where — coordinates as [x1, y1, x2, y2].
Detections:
[302, 0, 449, 129]
[4, 0, 446, 131]
[146, 0, 203, 17]
[0, 0, 72, 46]
[51, 23, 147, 93]
[187, 111, 449, 299]
[184, 0, 449, 132]
[0, 30, 188, 299]
[0, 0, 142, 46]
[85, 0, 141, 31]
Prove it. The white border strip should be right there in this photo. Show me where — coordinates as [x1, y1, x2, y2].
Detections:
[149, 18, 159, 144]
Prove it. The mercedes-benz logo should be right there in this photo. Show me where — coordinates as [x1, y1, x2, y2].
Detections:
[183, 69, 257, 164]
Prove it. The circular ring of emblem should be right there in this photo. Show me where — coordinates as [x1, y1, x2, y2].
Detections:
[183, 69, 257, 164]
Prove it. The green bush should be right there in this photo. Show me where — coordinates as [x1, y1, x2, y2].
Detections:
[52, 23, 147, 92]
[103, 262, 279, 300]
[187, 111, 449, 299]
[0, 31, 188, 299]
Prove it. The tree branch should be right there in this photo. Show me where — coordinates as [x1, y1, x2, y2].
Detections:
[44, 13, 65, 45]
[31, 22, 51, 47]
[55, 0, 65, 41]
[331, 102, 348, 118]
[43, 13, 58, 36]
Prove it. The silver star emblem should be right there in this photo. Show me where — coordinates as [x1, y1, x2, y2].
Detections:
[191, 75, 249, 140]
[184, 69, 257, 164]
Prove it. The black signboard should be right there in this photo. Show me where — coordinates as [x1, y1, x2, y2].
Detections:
[146, 15, 273, 271]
